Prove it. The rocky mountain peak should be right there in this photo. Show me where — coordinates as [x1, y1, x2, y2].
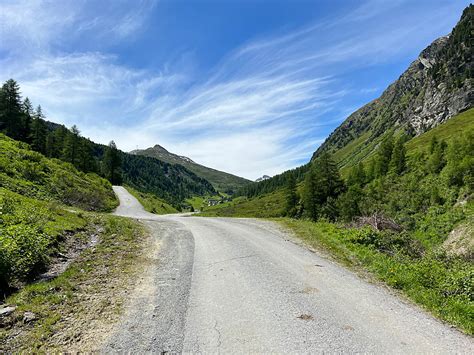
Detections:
[312, 4, 473, 165]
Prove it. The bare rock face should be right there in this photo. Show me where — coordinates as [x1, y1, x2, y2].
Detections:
[443, 222, 474, 260]
[313, 5, 473, 164]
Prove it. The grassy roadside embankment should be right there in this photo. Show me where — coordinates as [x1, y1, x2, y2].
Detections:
[125, 185, 177, 214]
[0, 213, 149, 352]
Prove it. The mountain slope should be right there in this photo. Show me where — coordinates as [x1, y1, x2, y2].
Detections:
[312, 5, 473, 168]
[131, 144, 250, 193]
[0, 133, 117, 211]
[120, 152, 215, 205]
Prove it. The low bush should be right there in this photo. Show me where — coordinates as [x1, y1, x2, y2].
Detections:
[0, 189, 87, 294]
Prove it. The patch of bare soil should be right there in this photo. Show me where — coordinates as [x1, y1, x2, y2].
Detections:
[38, 229, 101, 282]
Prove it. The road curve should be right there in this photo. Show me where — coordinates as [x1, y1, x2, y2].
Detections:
[103, 186, 473, 353]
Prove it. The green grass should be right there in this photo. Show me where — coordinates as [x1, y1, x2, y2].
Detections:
[0, 188, 89, 291]
[186, 194, 228, 211]
[0, 134, 117, 212]
[280, 218, 474, 335]
[186, 196, 206, 211]
[125, 185, 177, 214]
[199, 190, 286, 217]
[0, 214, 148, 352]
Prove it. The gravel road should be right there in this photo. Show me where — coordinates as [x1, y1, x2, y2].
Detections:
[103, 186, 473, 353]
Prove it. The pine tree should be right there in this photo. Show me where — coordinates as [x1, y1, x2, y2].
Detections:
[338, 185, 363, 221]
[79, 139, 97, 172]
[62, 125, 81, 167]
[21, 97, 34, 142]
[302, 152, 344, 221]
[46, 126, 67, 158]
[389, 137, 406, 175]
[302, 167, 318, 221]
[366, 159, 376, 182]
[284, 174, 299, 217]
[347, 162, 366, 186]
[427, 138, 447, 173]
[375, 136, 393, 177]
[103, 140, 122, 184]
[29, 118, 47, 154]
[0, 79, 23, 139]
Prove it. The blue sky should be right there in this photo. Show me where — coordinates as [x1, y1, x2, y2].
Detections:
[0, 0, 469, 179]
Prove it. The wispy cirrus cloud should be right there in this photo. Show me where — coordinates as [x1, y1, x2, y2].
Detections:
[0, 0, 467, 179]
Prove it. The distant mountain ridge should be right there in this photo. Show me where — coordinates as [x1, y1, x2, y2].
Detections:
[312, 5, 473, 167]
[131, 145, 250, 193]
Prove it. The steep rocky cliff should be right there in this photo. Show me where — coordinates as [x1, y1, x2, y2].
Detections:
[312, 5, 473, 166]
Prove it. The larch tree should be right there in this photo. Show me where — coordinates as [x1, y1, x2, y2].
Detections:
[0, 79, 23, 139]
[103, 140, 122, 184]
[284, 174, 299, 218]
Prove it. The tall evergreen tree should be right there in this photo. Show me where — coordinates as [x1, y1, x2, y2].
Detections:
[79, 139, 97, 172]
[29, 117, 47, 154]
[21, 97, 33, 142]
[284, 174, 299, 217]
[302, 167, 318, 221]
[366, 159, 376, 182]
[375, 136, 394, 177]
[46, 126, 68, 158]
[62, 125, 81, 167]
[0, 79, 23, 139]
[103, 140, 122, 184]
[347, 162, 366, 186]
[428, 138, 447, 173]
[389, 137, 407, 175]
[302, 152, 344, 221]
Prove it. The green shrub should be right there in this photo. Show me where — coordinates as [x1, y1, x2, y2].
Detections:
[0, 189, 87, 293]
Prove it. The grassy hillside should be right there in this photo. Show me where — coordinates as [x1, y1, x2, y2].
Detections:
[0, 134, 117, 211]
[211, 108, 474, 219]
[132, 145, 250, 193]
[125, 186, 178, 214]
[0, 214, 147, 351]
[199, 190, 287, 218]
[405, 108, 474, 154]
[0, 134, 122, 294]
[0, 189, 88, 293]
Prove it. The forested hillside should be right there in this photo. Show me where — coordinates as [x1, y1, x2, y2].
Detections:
[0, 79, 216, 207]
[132, 144, 250, 193]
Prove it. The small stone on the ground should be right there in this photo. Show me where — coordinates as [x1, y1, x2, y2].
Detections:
[0, 306, 16, 317]
[23, 311, 37, 323]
